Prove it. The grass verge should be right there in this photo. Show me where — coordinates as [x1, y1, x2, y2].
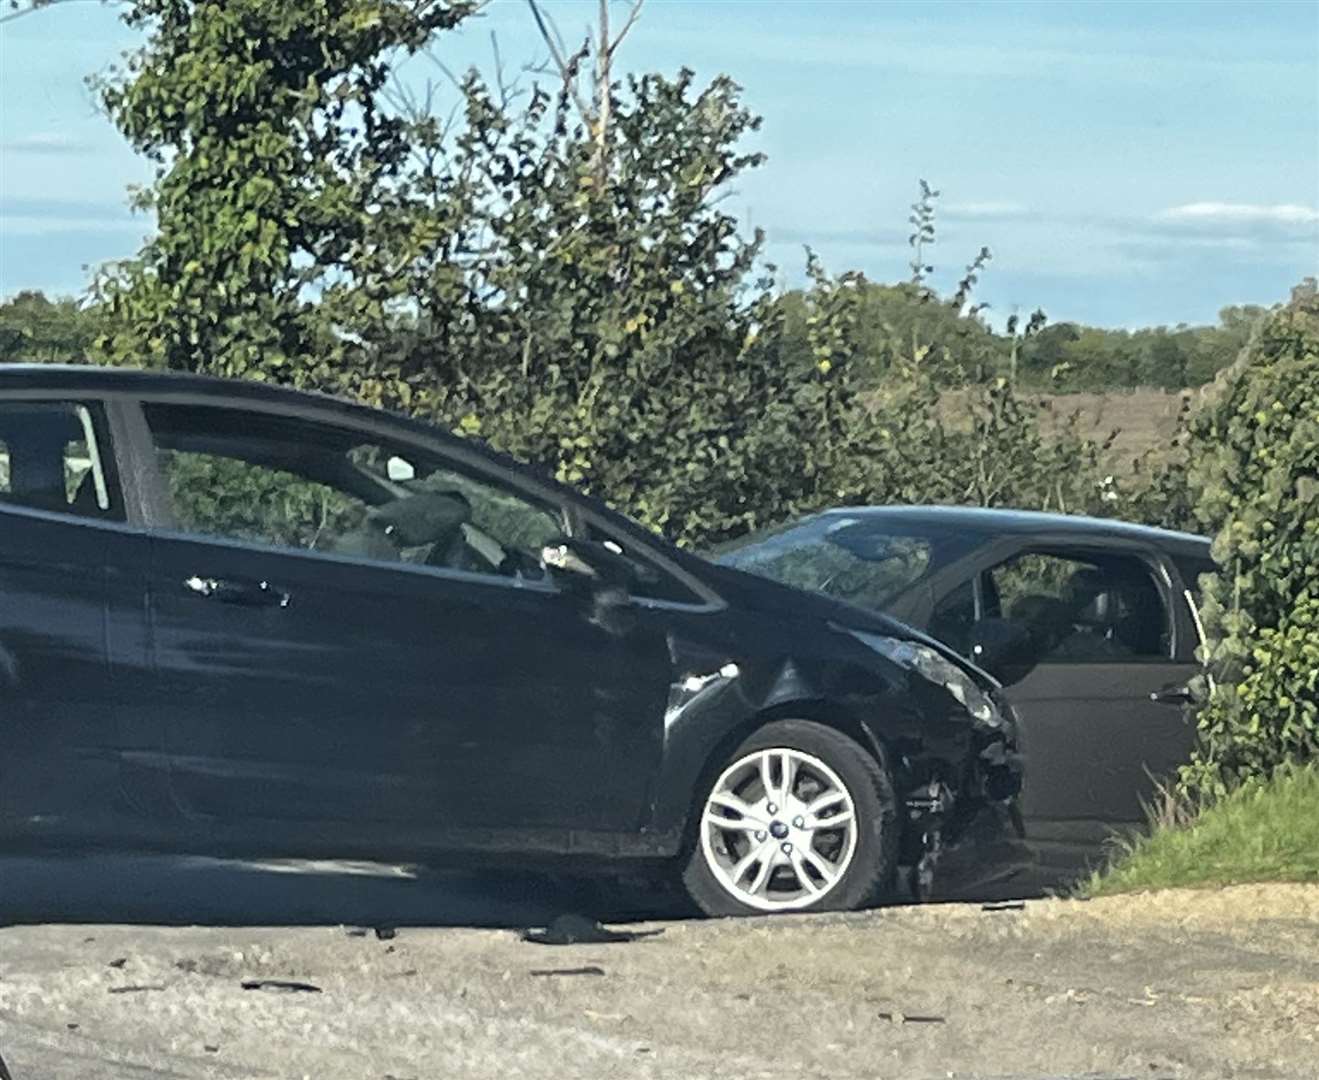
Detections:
[1087, 764, 1319, 896]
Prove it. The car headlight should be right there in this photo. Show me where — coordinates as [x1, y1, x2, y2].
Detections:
[845, 629, 1003, 728]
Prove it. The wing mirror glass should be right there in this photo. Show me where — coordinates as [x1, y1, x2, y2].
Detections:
[540, 537, 640, 594]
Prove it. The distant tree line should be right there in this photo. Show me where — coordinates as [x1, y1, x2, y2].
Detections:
[2, 283, 1267, 395]
[774, 278, 1268, 394]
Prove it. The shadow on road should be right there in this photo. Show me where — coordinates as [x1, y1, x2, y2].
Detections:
[0, 854, 689, 929]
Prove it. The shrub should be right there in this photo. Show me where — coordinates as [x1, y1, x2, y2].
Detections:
[1181, 284, 1319, 796]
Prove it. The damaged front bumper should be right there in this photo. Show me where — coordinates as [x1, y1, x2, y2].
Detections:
[902, 690, 1027, 900]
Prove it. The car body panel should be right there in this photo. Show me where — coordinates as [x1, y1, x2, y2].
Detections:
[147, 528, 674, 834]
[0, 506, 119, 836]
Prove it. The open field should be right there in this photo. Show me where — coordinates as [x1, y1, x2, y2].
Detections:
[1035, 388, 1202, 466]
[937, 387, 1204, 469]
[1, 856, 1315, 1079]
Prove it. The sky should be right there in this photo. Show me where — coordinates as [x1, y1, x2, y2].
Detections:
[1, 0, 1316, 329]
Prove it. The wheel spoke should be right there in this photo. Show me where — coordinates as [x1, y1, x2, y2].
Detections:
[731, 843, 766, 883]
[704, 812, 761, 833]
[779, 750, 798, 801]
[806, 789, 847, 817]
[747, 845, 777, 895]
[788, 849, 823, 895]
[810, 807, 854, 830]
[708, 791, 763, 823]
[798, 843, 839, 887]
[759, 752, 777, 803]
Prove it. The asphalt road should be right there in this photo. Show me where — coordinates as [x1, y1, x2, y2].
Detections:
[1, 858, 1316, 1080]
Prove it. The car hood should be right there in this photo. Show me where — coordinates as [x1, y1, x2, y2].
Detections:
[689, 557, 1001, 689]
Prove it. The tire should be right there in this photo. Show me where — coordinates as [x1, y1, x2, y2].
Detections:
[681, 719, 898, 917]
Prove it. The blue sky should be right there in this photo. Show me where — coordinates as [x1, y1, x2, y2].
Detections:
[1, 0, 1316, 328]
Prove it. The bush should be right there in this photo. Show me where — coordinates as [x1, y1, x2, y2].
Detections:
[1181, 284, 1319, 796]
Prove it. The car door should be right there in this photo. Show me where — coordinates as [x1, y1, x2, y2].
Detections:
[0, 397, 162, 845]
[135, 397, 674, 849]
[926, 542, 1200, 877]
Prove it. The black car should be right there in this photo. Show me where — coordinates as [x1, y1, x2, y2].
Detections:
[717, 505, 1215, 887]
[0, 365, 1020, 916]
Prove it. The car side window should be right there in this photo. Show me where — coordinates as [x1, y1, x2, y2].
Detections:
[932, 550, 1172, 665]
[584, 525, 706, 605]
[0, 400, 121, 521]
[990, 551, 1170, 663]
[144, 403, 565, 581]
[929, 579, 977, 657]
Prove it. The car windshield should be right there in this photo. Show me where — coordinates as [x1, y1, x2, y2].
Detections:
[715, 514, 985, 610]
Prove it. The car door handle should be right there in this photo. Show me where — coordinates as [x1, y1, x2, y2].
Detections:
[184, 575, 291, 609]
[1150, 683, 1194, 705]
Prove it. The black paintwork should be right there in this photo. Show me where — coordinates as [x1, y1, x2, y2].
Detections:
[0, 366, 1019, 900]
[718, 504, 1214, 887]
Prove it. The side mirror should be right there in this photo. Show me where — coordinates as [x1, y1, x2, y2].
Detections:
[540, 538, 639, 594]
[968, 617, 1038, 685]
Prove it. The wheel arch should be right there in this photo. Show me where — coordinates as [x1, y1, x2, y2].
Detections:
[665, 697, 901, 859]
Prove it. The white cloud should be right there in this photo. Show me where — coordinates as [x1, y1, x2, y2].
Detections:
[1157, 202, 1319, 226]
[943, 201, 1031, 220]
[2, 132, 92, 155]
[0, 216, 149, 236]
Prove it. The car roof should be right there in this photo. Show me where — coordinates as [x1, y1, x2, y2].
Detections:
[818, 504, 1212, 558]
[0, 361, 546, 488]
[0, 362, 354, 409]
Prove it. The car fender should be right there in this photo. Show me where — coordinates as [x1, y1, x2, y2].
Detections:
[640, 630, 984, 848]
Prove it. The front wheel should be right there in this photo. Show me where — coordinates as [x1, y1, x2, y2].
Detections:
[681, 720, 898, 916]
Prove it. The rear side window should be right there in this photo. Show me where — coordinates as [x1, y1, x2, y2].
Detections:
[0, 401, 121, 521]
[991, 551, 1171, 662]
[933, 549, 1172, 664]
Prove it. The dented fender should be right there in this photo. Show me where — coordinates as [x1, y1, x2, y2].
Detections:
[640, 619, 1020, 852]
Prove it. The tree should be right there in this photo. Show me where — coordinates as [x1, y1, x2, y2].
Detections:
[93, 0, 477, 381]
[0, 291, 99, 363]
[364, 65, 868, 545]
[87, 0, 1193, 552]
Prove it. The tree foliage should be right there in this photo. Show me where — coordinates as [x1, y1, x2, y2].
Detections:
[92, 0, 476, 379]
[1016, 308, 1268, 392]
[0, 291, 100, 363]
[1181, 284, 1319, 795]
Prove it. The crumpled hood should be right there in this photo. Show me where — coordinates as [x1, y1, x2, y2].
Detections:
[691, 558, 1001, 690]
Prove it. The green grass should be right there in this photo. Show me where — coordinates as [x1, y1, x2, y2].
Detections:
[1087, 765, 1319, 896]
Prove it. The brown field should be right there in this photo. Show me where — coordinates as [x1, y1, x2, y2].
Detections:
[938, 386, 1211, 469]
[1035, 388, 1203, 465]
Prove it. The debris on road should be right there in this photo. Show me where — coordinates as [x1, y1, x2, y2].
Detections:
[528, 965, 607, 978]
[877, 1011, 946, 1025]
[240, 979, 323, 994]
[521, 913, 663, 946]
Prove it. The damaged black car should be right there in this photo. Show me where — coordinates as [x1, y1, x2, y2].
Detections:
[0, 366, 1020, 915]
[717, 505, 1214, 892]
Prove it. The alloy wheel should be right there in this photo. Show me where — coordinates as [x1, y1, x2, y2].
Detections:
[700, 747, 859, 912]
